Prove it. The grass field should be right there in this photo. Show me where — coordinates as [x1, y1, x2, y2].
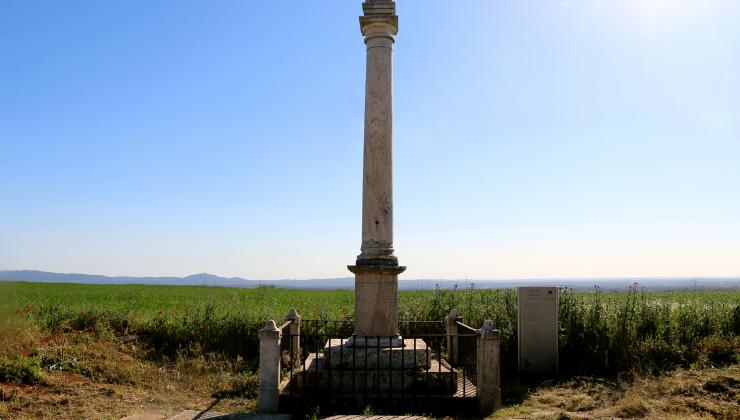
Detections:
[2, 280, 738, 376]
[1, 280, 739, 418]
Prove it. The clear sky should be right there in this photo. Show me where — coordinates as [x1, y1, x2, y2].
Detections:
[1, 0, 739, 280]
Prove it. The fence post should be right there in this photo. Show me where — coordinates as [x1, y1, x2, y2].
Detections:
[446, 309, 460, 366]
[477, 319, 502, 415]
[284, 308, 301, 367]
[257, 320, 281, 413]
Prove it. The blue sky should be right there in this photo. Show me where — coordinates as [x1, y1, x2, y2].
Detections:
[2, 0, 739, 280]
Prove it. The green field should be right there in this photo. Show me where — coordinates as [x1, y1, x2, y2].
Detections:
[2, 280, 738, 378]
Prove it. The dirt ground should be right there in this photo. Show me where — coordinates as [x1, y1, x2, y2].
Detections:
[0, 328, 257, 420]
[493, 364, 740, 419]
[3, 364, 739, 419]
[1, 331, 739, 419]
[0, 367, 255, 420]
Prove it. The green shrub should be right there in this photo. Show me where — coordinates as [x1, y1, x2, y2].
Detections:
[0, 356, 43, 384]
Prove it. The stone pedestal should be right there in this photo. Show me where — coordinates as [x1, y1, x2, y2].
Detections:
[346, 265, 405, 347]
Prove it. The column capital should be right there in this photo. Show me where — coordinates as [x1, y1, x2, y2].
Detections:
[360, 0, 398, 38]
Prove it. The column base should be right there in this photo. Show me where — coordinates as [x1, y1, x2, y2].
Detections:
[348, 264, 405, 339]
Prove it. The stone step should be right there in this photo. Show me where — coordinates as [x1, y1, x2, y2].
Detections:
[323, 338, 431, 369]
[284, 352, 457, 395]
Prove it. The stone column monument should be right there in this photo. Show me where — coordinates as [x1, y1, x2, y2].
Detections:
[347, 0, 405, 347]
[289, 2, 459, 400]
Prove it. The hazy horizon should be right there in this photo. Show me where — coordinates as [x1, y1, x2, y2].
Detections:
[2, 0, 739, 279]
[2, 268, 739, 283]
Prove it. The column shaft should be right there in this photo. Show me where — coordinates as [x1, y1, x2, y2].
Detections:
[359, 35, 395, 264]
[356, 3, 399, 267]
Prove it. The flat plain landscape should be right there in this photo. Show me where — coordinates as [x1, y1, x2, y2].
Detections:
[1, 280, 738, 418]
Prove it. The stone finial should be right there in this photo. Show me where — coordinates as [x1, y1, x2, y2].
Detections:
[478, 319, 500, 339]
[447, 309, 460, 322]
[284, 308, 300, 321]
[258, 320, 280, 339]
[261, 320, 279, 332]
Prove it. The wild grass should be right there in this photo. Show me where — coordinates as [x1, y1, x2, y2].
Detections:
[493, 364, 740, 419]
[1, 280, 738, 381]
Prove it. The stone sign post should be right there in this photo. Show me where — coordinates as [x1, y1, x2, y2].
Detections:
[517, 287, 559, 374]
[347, 0, 405, 347]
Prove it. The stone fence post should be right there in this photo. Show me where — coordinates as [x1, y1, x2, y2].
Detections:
[477, 319, 502, 415]
[257, 320, 281, 413]
[446, 309, 460, 366]
[283, 308, 301, 367]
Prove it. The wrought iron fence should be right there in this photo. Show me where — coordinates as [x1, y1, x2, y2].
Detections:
[279, 319, 478, 415]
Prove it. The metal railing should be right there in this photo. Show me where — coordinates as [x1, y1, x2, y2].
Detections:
[284, 327, 476, 414]
[258, 309, 500, 416]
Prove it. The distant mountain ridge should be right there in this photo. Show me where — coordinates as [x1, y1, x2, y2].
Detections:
[1, 270, 739, 291]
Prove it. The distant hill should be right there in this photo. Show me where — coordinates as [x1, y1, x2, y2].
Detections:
[1, 270, 739, 291]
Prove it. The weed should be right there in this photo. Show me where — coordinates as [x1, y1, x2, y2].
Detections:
[0, 355, 43, 384]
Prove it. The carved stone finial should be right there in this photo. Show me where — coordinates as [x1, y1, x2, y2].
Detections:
[447, 309, 460, 322]
[260, 320, 279, 332]
[284, 308, 300, 321]
[478, 319, 500, 338]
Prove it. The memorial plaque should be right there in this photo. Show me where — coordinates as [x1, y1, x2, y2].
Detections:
[517, 287, 558, 374]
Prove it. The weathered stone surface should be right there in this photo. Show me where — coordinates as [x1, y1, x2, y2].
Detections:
[477, 320, 502, 414]
[348, 265, 405, 338]
[517, 287, 559, 374]
[257, 320, 281, 414]
[323, 338, 430, 369]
